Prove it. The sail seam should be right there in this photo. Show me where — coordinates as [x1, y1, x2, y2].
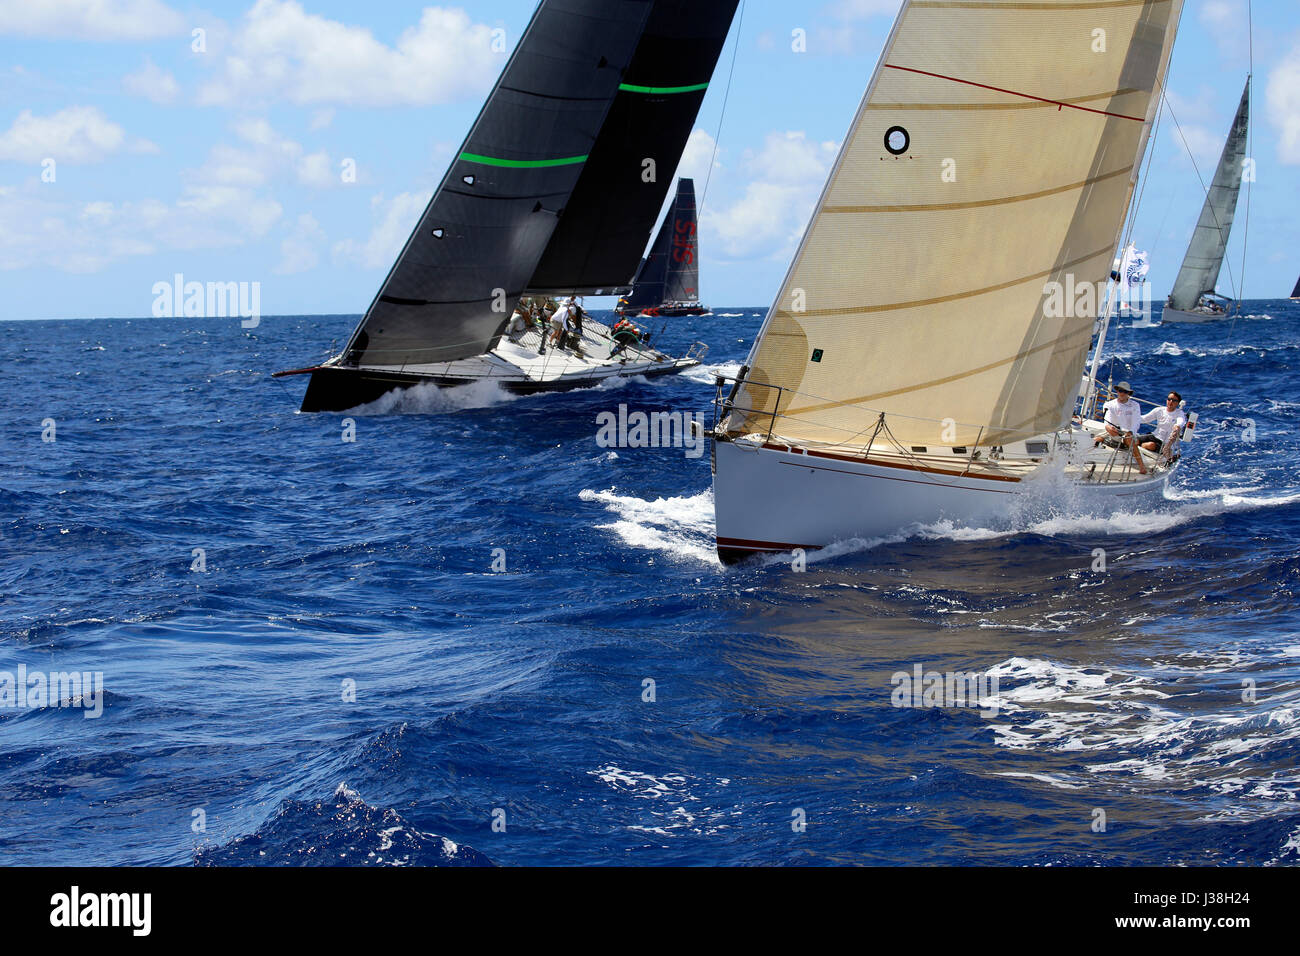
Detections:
[865, 87, 1140, 111]
[823, 165, 1131, 214]
[496, 85, 612, 103]
[909, 0, 1169, 9]
[769, 244, 1112, 318]
[882, 65, 1147, 122]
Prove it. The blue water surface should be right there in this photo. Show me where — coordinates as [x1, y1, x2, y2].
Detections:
[1, 303, 1298, 866]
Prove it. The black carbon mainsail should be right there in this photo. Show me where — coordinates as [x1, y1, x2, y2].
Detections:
[337, 0, 653, 375]
[528, 1, 737, 294]
[296, 0, 739, 413]
[625, 177, 700, 311]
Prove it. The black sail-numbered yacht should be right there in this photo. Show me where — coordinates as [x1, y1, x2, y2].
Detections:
[276, 0, 739, 412]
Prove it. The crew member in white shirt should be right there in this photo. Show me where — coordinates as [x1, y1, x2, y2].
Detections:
[1094, 381, 1147, 475]
[549, 298, 573, 350]
[1138, 390, 1187, 455]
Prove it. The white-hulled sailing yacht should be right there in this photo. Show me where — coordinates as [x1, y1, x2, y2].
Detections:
[1162, 78, 1250, 324]
[276, 0, 738, 412]
[708, 0, 1189, 564]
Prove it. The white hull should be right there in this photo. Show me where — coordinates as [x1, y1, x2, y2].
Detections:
[1161, 306, 1229, 324]
[711, 434, 1171, 562]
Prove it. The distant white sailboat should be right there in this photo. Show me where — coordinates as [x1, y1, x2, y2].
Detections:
[708, 0, 1189, 564]
[1162, 78, 1250, 324]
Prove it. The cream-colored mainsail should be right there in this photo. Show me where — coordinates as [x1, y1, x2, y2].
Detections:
[734, 0, 1184, 448]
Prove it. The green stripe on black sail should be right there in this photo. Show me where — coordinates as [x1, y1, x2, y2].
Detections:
[527, 0, 741, 295]
[617, 82, 710, 94]
[458, 152, 589, 169]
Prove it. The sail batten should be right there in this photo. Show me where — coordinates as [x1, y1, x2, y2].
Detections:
[1167, 79, 1250, 312]
[735, 0, 1184, 448]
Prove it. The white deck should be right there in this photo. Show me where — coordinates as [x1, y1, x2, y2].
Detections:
[358, 316, 700, 385]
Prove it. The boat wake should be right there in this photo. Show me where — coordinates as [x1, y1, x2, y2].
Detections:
[345, 379, 517, 415]
[680, 361, 742, 386]
[580, 481, 1300, 568]
[579, 487, 720, 565]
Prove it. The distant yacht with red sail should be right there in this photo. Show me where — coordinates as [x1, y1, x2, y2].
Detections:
[618, 178, 710, 319]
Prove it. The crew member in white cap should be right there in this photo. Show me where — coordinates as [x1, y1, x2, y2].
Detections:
[1095, 382, 1147, 475]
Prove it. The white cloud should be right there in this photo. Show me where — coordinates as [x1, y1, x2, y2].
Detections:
[1162, 87, 1231, 170]
[332, 191, 429, 269]
[190, 118, 336, 188]
[0, 0, 186, 41]
[297, 151, 335, 187]
[1197, 0, 1250, 58]
[176, 184, 282, 240]
[0, 118, 318, 273]
[1267, 41, 1300, 165]
[703, 131, 838, 260]
[123, 58, 180, 104]
[0, 106, 154, 163]
[676, 128, 720, 185]
[275, 212, 326, 274]
[0, 181, 282, 274]
[199, 0, 499, 107]
[826, 0, 903, 19]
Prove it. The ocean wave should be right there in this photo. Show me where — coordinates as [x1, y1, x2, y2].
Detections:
[589, 765, 736, 837]
[986, 658, 1300, 823]
[194, 783, 492, 867]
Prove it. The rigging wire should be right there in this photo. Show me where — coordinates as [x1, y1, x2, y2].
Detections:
[1090, 55, 1172, 398]
[1238, 0, 1254, 310]
[699, 0, 745, 214]
[1212, 0, 1254, 381]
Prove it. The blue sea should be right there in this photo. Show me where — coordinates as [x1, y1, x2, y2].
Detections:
[2, 302, 1298, 866]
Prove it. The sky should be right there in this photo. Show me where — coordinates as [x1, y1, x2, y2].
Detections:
[0, 0, 1297, 321]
